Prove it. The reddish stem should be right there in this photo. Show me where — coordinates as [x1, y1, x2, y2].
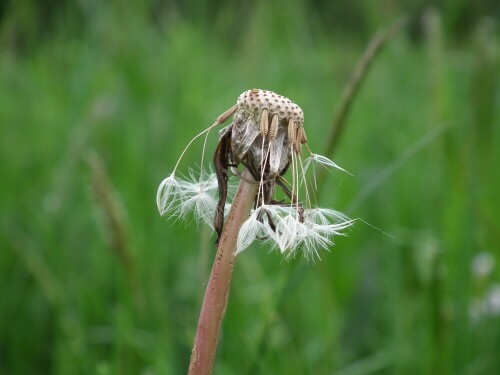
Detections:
[188, 169, 258, 375]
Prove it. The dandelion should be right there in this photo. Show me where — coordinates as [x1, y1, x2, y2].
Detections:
[156, 89, 354, 374]
[210, 89, 354, 256]
[157, 89, 353, 256]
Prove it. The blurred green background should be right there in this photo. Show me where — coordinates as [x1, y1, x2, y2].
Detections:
[1, 0, 499, 374]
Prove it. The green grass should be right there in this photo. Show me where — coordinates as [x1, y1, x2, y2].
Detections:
[1, 2, 499, 374]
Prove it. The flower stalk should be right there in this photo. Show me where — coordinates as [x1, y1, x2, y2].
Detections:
[188, 169, 258, 375]
[157, 88, 355, 373]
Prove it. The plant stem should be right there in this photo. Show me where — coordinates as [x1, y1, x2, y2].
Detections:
[188, 169, 258, 375]
[317, 16, 407, 190]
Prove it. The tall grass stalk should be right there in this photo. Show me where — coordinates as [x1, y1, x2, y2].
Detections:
[321, 17, 407, 163]
[87, 152, 144, 309]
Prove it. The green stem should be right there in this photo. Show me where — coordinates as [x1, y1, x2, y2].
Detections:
[188, 169, 258, 375]
[317, 16, 407, 191]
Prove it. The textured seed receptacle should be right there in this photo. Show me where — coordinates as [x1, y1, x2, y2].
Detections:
[237, 89, 304, 127]
[224, 89, 306, 181]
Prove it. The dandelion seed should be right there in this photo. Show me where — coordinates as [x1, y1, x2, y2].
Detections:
[236, 212, 265, 254]
[180, 191, 217, 226]
[237, 204, 285, 253]
[175, 172, 219, 226]
[305, 207, 351, 225]
[276, 214, 299, 253]
[178, 169, 219, 196]
[304, 153, 351, 175]
[156, 173, 182, 216]
[303, 152, 351, 190]
[311, 221, 356, 249]
[299, 222, 333, 258]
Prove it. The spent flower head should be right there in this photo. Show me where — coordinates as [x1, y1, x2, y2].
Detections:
[157, 88, 354, 259]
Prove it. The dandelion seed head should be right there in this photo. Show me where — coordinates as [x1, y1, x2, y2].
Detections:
[157, 88, 355, 261]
